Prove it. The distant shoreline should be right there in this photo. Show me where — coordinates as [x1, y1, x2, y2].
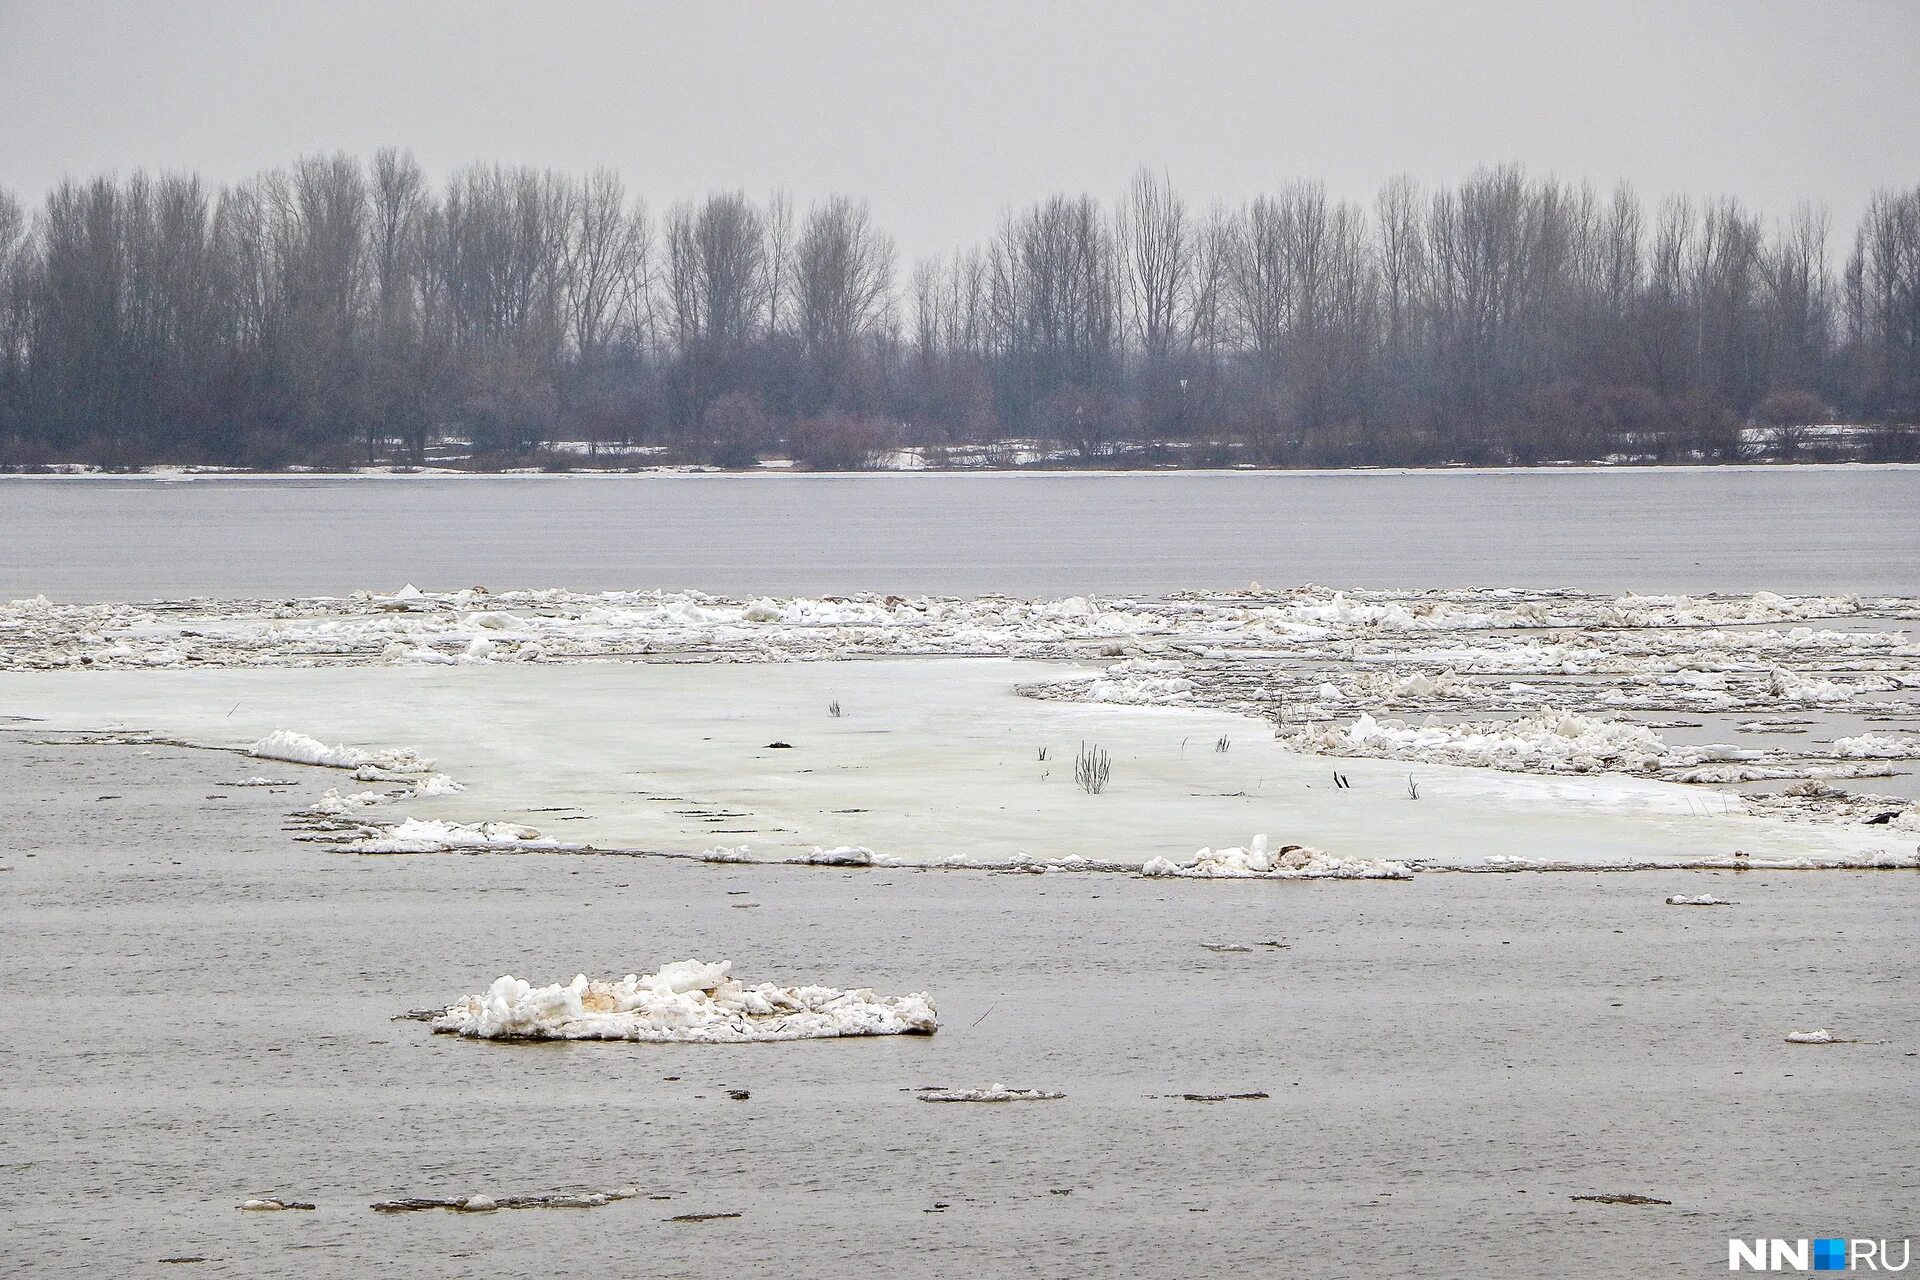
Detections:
[4, 458, 1917, 480]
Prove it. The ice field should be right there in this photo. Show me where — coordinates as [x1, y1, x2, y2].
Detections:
[4, 657, 1912, 872]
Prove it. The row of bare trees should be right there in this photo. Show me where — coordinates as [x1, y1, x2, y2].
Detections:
[0, 153, 1915, 468]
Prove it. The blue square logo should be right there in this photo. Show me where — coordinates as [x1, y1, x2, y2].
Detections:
[1813, 1238, 1848, 1271]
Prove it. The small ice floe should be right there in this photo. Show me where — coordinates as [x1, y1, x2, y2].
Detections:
[248, 729, 434, 775]
[429, 959, 937, 1042]
[334, 818, 569, 855]
[372, 1188, 640, 1213]
[917, 1083, 1063, 1103]
[1467, 850, 1920, 872]
[1665, 894, 1735, 906]
[1142, 835, 1412, 880]
[1831, 732, 1920, 759]
[1199, 942, 1254, 953]
[1784, 1029, 1859, 1044]
[1178, 1091, 1269, 1103]
[224, 776, 293, 787]
[239, 1197, 315, 1211]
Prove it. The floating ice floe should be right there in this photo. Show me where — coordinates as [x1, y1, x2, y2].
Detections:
[336, 817, 568, 855]
[1830, 733, 1920, 759]
[239, 1197, 314, 1211]
[372, 1189, 640, 1213]
[918, 1084, 1063, 1103]
[1665, 894, 1734, 906]
[248, 728, 434, 775]
[1178, 1091, 1270, 1102]
[1142, 834, 1412, 880]
[430, 959, 937, 1042]
[224, 776, 293, 787]
[1463, 850, 1920, 873]
[1784, 1029, 1839, 1044]
[691, 844, 1134, 874]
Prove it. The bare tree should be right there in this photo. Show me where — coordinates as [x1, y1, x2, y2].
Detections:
[664, 191, 767, 428]
[793, 195, 894, 413]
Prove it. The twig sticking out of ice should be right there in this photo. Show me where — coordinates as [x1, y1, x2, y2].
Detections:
[1143, 834, 1412, 880]
[918, 1084, 1063, 1103]
[372, 1189, 641, 1213]
[239, 1198, 315, 1211]
[430, 960, 937, 1042]
[248, 729, 434, 775]
[1665, 894, 1735, 906]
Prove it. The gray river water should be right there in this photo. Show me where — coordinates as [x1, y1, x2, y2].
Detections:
[3, 465, 1916, 601]
[4, 466, 1917, 1278]
[4, 735, 1914, 1279]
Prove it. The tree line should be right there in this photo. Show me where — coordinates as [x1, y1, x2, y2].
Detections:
[0, 152, 1915, 469]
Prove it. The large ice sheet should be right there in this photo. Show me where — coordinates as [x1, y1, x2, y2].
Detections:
[1, 660, 1906, 870]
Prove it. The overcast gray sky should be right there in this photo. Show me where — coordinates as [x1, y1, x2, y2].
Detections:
[2, 0, 1915, 259]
